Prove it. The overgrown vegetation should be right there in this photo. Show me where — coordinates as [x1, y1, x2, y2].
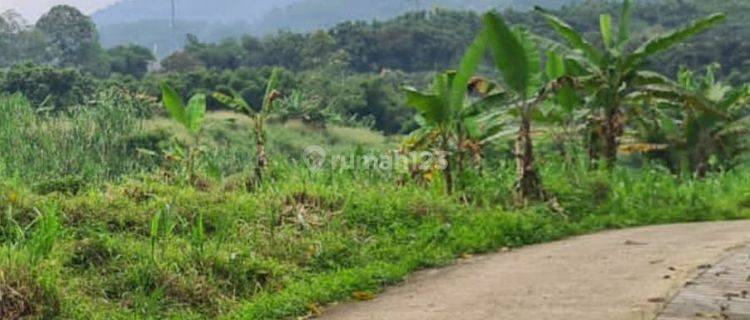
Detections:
[1, 0, 749, 319]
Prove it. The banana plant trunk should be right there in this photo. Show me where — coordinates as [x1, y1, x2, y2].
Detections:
[602, 108, 623, 168]
[516, 111, 544, 201]
[694, 150, 709, 178]
[254, 116, 268, 184]
[441, 132, 453, 195]
[455, 133, 465, 191]
[692, 135, 711, 178]
[587, 119, 602, 168]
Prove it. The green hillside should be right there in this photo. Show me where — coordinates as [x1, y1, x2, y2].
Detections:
[254, 0, 576, 33]
[95, 0, 579, 55]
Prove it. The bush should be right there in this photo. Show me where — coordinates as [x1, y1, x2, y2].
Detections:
[0, 63, 98, 110]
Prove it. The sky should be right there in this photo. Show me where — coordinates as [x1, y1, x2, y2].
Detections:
[0, 0, 119, 21]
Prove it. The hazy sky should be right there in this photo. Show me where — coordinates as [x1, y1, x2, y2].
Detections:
[0, 0, 119, 21]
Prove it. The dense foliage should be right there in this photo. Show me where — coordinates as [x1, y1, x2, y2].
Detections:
[0, 63, 98, 108]
[2, 1, 750, 131]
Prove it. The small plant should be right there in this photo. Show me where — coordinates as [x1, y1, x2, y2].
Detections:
[26, 208, 61, 264]
[402, 30, 503, 195]
[68, 235, 118, 269]
[149, 203, 175, 263]
[190, 212, 207, 257]
[213, 68, 282, 188]
[277, 90, 328, 127]
[32, 176, 86, 195]
[160, 83, 207, 183]
[0, 250, 61, 319]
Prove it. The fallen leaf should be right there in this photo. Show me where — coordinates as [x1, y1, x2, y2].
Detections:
[306, 303, 323, 316]
[352, 291, 375, 301]
[649, 259, 664, 265]
[724, 292, 740, 300]
[624, 240, 648, 246]
[647, 297, 666, 303]
[694, 312, 722, 319]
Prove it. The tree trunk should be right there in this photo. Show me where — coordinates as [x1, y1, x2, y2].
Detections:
[456, 137, 465, 191]
[254, 117, 268, 185]
[587, 127, 601, 169]
[603, 108, 623, 168]
[442, 133, 453, 195]
[515, 114, 544, 201]
[693, 139, 710, 178]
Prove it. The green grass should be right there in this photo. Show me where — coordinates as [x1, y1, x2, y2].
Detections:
[2, 165, 748, 319]
[1, 94, 749, 319]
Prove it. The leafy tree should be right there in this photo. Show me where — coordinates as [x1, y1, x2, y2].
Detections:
[535, 0, 726, 167]
[36, 5, 104, 70]
[329, 10, 482, 72]
[258, 32, 307, 70]
[240, 35, 266, 67]
[0, 13, 11, 64]
[161, 51, 204, 73]
[0, 10, 25, 34]
[300, 31, 339, 69]
[107, 44, 155, 78]
[184, 35, 245, 70]
[0, 10, 47, 67]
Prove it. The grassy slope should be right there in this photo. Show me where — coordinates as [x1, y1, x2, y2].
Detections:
[1, 104, 749, 319]
[3, 160, 748, 319]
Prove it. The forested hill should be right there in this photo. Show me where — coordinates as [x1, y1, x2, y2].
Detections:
[91, 0, 298, 25]
[93, 0, 578, 55]
[93, 0, 576, 26]
[253, 0, 577, 34]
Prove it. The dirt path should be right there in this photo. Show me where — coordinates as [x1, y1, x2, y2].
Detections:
[321, 221, 750, 320]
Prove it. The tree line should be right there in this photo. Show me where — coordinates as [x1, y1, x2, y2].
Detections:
[1, 1, 748, 138]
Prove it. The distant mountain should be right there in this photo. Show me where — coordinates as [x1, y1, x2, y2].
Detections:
[92, 0, 299, 25]
[96, 20, 254, 57]
[93, 0, 579, 56]
[253, 0, 579, 33]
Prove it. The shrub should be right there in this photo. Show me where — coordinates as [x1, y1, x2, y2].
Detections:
[0, 63, 98, 110]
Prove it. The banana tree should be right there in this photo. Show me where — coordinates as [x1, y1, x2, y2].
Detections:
[630, 65, 750, 176]
[213, 68, 281, 186]
[160, 83, 206, 181]
[402, 32, 507, 194]
[535, 0, 726, 167]
[482, 12, 560, 201]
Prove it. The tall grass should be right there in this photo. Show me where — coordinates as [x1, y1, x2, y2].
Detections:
[0, 93, 152, 185]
